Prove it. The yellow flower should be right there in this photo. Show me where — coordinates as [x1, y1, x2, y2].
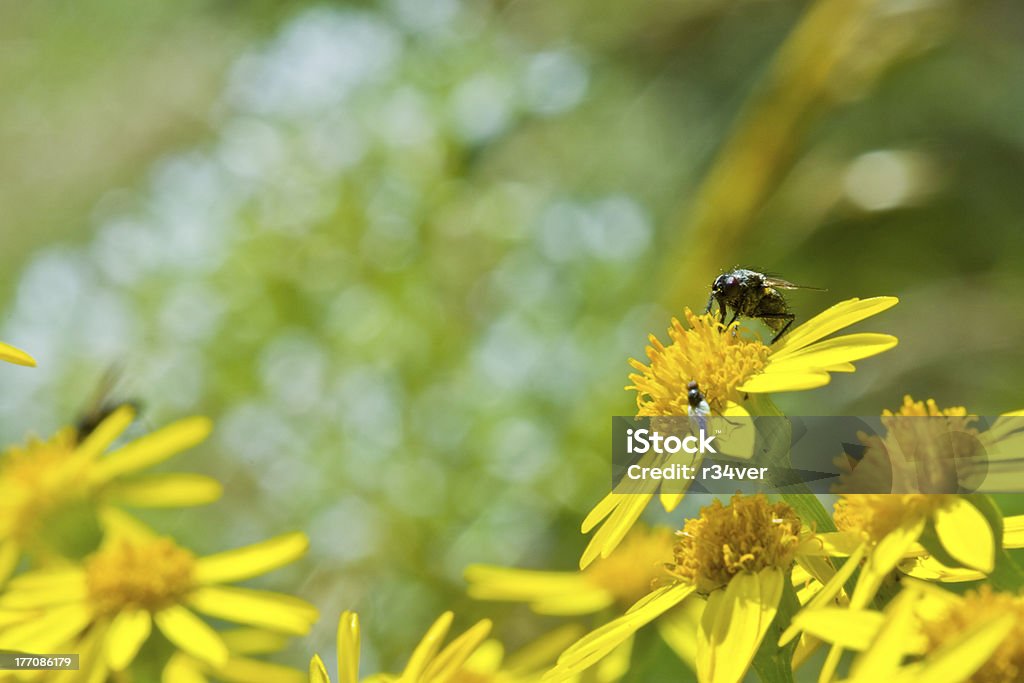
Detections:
[309, 611, 492, 683]
[835, 395, 1024, 494]
[791, 581, 1019, 683]
[0, 527, 316, 681]
[546, 495, 815, 683]
[0, 341, 34, 367]
[466, 526, 692, 678]
[785, 490, 999, 681]
[466, 525, 673, 615]
[0, 406, 219, 585]
[582, 297, 899, 568]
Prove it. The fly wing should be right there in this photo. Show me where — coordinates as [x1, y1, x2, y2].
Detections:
[762, 276, 826, 291]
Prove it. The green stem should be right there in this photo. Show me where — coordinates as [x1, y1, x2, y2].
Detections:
[752, 579, 801, 683]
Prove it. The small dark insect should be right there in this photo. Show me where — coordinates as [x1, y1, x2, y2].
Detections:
[687, 380, 711, 433]
[705, 268, 823, 343]
[686, 381, 710, 415]
[74, 367, 141, 443]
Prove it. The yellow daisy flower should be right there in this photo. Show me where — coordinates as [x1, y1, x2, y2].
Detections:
[308, 611, 491, 683]
[835, 395, 1024, 494]
[582, 296, 899, 568]
[0, 341, 35, 367]
[0, 405, 219, 585]
[0, 528, 316, 681]
[545, 495, 819, 683]
[792, 581, 1019, 683]
[466, 525, 673, 615]
[466, 526, 692, 678]
[785, 492, 999, 680]
[785, 396, 1024, 679]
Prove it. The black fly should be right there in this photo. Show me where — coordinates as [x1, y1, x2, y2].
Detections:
[705, 269, 823, 343]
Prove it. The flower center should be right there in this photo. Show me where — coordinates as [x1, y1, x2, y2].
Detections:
[919, 586, 1024, 683]
[586, 526, 674, 607]
[628, 310, 769, 415]
[0, 430, 86, 540]
[668, 494, 801, 593]
[85, 538, 196, 615]
[833, 494, 953, 542]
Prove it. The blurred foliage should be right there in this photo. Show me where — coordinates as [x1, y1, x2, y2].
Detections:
[3, 0, 1024, 679]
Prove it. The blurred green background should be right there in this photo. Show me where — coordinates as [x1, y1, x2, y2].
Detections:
[2, 0, 1024, 679]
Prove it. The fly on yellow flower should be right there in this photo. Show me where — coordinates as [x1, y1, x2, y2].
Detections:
[0, 405, 219, 585]
[0, 341, 34, 367]
[0, 527, 316, 681]
[546, 495, 823, 683]
[309, 611, 491, 683]
[466, 526, 698, 677]
[582, 297, 899, 569]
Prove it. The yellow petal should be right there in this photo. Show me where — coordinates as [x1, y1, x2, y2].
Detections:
[900, 555, 984, 583]
[105, 608, 152, 671]
[579, 492, 654, 569]
[464, 565, 612, 615]
[187, 586, 317, 635]
[780, 544, 866, 646]
[854, 518, 925, 608]
[219, 628, 292, 655]
[74, 405, 136, 465]
[310, 655, 332, 683]
[162, 652, 209, 683]
[767, 334, 898, 371]
[934, 498, 995, 573]
[849, 590, 924, 679]
[97, 506, 158, 541]
[105, 474, 223, 508]
[789, 608, 884, 651]
[771, 297, 899, 357]
[421, 618, 492, 682]
[737, 370, 831, 393]
[660, 491, 685, 513]
[154, 605, 229, 668]
[212, 656, 307, 683]
[595, 635, 633, 682]
[194, 532, 309, 584]
[0, 341, 36, 367]
[2, 570, 88, 608]
[908, 614, 1015, 683]
[1003, 514, 1024, 548]
[656, 600, 703, 668]
[697, 569, 783, 683]
[400, 612, 454, 682]
[90, 416, 213, 484]
[338, 611, 360, 683]
[545, 582, 696, 680]
[0, 538, 19, 586]
[0, 602, 92, 652]
[804, 532, 864, 557]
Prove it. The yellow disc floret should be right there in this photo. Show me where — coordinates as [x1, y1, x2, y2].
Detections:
[833, 494, 953, 542]
[628, 310, 769, 415]
[919, 586, 1024, 683]
[669, 494, 801, 593]
[86, 538, 197, 615]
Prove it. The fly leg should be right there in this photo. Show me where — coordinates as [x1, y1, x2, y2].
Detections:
[759, 312, 796, 344]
